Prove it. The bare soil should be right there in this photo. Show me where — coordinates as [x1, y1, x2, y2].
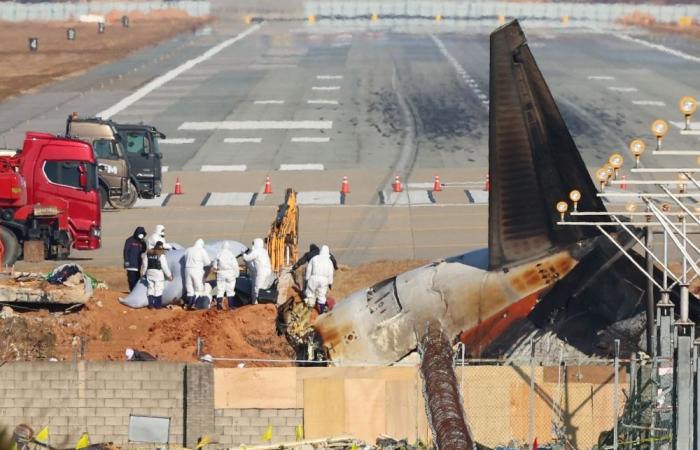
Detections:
[4, 259, 427, 366]
[0, 10, 210, 101]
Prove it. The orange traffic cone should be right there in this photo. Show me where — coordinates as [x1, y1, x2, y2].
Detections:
[263, 176, 272, 194]
[173, 177, 183, 195]
[393, 175, 403, 193]
[433, 175, 442, 192]
[340, 176, 350, 194]
[484, 174, 490, 192]
[621, 175, 627, 190]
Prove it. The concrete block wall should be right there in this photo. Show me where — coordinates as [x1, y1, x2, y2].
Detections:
[214, 409, 303, 446]
[184, 364, 215, 448]
[0, 361, 186, 447]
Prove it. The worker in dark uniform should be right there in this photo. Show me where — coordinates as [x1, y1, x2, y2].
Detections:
[140, 241, 172, 309]
[123, 226, 146, 291]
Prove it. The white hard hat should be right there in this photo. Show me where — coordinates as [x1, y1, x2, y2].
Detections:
[125, 348, 134, 360]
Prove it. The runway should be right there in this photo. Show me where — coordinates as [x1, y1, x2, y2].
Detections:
[2, 15, 699, 266]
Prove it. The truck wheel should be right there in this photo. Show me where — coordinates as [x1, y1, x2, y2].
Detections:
[110, 181, 138, 209]
[0, 226, 20, 267]
[99, 185, 108, 210]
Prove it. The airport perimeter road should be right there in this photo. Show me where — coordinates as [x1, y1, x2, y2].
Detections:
[3, 18, 700, 266]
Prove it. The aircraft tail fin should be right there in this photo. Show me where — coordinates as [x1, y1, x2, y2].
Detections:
[488, 20, 606, 271]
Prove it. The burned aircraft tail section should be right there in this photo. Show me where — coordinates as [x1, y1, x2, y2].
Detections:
[488, 20, 606, 271]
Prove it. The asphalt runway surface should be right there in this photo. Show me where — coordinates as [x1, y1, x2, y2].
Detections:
[2, 16, 700, 267]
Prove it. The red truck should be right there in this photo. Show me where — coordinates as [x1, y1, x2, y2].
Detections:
[0, 132, 101, 266]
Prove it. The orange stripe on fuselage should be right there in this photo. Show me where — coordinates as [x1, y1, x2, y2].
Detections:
[459, 291, 542, 357]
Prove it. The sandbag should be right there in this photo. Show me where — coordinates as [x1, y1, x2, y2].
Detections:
[119, 240, 247, 308]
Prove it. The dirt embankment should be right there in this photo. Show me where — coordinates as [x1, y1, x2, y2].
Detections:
[618, 11, 700, 39]
[2, 259, 427, 366]
[0, 10, 211, 101]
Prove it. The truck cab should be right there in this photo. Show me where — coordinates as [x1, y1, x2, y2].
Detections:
[116, 124, 165, 199]
[66, 115, 136, 209]
[0, 132, 101, 265]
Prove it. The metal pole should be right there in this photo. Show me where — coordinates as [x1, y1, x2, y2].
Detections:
[647, 225, 656, 356]
[614, 339, 620, 450]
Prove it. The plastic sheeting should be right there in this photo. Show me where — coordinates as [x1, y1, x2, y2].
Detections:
[119, 240, 247, 308]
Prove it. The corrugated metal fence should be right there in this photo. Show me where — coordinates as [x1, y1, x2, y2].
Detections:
[304, 1, 700, 23]
[0, 1, 210, 21]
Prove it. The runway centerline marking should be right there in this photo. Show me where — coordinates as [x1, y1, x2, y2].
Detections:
[96, 23, 263, 119]
[279, 164, 325, 171]
[317, 75, 343, 79]
[588, 75, 616, 80]
[290, 137, 330, 143]
[307, 100, 339, 105]
[608, 86, 638, 92]
[223, 138, 263, 143]
[160, 138, 195, 144]
[312, 86, 340, 91]
[179, 121, 333, 130]
[632, 100, 666, 106]
[254, 100, 285, 104]
[200, 165, 247, 172]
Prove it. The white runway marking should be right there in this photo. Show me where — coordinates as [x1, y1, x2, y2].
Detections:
[317, 75, 343, 80]
[307, 100, 339, 105]
[200, 165, 247, 172]
[312, 86, 340, 91]
[632, 100, 666, 106]
[467, 190, 489, 204]
[386, 190, 433, 205]
[588, 75, 616, 80]
[431, 34, 488, 112]
[291, 137, 330, 143]
[279, 164, 325, 171]
[160, 138, 195, 144]
[97, 23, 263, 118]
[254, 100, 285, 104]
[608, 87, 638, 92]
[223, 137, 262, 143]
[671, 121, 700, 129]
[204, 192, 255, 206]
[615, 33, 700, 63]
[179, 121, 333, 130]
[297, 191, 341, 205]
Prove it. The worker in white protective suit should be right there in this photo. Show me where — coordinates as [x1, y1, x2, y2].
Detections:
[304, 245, 334, 313]
[213, 242, 239, 311]
[140, 241, 173, 309]
[147, 224, 172, 250]
[184, 238, 211, 309]
[242, 238, 272, 305]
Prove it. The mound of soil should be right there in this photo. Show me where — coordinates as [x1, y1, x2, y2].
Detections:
[6, 259, 427, 366]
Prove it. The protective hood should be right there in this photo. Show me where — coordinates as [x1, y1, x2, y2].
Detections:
[195, 238, 205, 248]
[320, 245, 330, 257]
[133, 226, 146, 239]
[310, 244, 319, 253]
[223, 241, 230, 250]
[125, 348, 134, 359]
[154, 224, 165, 236]
[253, 238, 264, 250]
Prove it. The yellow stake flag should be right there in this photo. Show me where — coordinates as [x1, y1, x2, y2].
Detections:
[261, 425, 272, 442]
[196, 436, 210, 449]
[35, 427, 49, 445]
[75, 432, 90, 450]
[11, 442, 17, 450]
[351, 444, 358, 450]
[294, 425, 303, 441]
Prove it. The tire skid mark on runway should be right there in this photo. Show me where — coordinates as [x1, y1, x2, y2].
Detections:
[97, 23, 263, 119]
[430, 34, 488, 112]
